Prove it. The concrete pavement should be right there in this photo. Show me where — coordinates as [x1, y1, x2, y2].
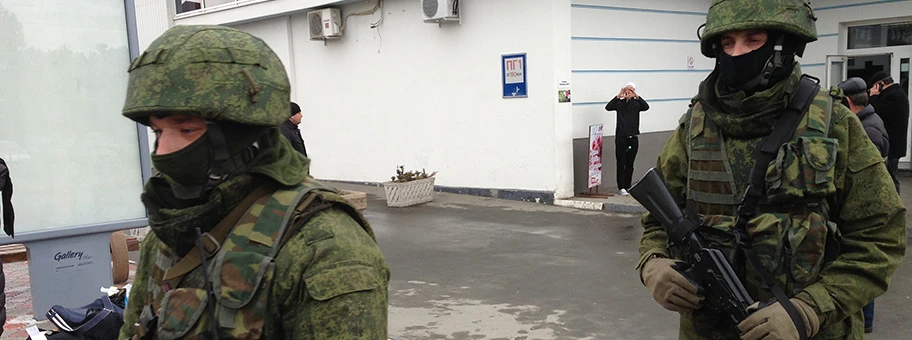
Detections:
[1, 178, 909, 339]
[335, 179, 912, 340]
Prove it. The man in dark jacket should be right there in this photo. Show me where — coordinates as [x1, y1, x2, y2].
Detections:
[839, 78, 890, 156]
[0, 157, 14, 337]
[868, 71, 909, 194]
[280, 102, 308, 157]
[604, 82, 649, 195]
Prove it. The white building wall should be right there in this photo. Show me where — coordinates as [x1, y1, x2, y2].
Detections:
[231, 16, 297, 94]
[128, 0, 909, 198]
[133, 0, 173, 51]
[570, 0, 912, 140]
[138, 0, 572, 195]
[551, 0, 574, 199]
[571, 0, 713, 139]
[287, 0, 568, 193]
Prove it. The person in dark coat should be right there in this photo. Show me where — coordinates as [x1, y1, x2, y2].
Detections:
[839, 78, 890, 156]
[280, 102, 308, 157]
[605, 82, 649, 195]
[0, 157, 14, 337]
[868, 71, 909, 194]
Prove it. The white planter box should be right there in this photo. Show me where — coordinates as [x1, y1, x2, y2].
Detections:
[382, 177, 436, 207]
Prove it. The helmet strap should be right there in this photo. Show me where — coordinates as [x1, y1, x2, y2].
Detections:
[206, 122, 233, 181]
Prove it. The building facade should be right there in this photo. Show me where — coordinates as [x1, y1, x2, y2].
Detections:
[135, 0, 912, 202]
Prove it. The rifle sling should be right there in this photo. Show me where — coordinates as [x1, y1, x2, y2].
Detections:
[733, 75, 820, 340]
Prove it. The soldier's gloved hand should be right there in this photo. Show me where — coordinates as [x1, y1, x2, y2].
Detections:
[641, 257, 703, 312]
[738, 298, 820, 340]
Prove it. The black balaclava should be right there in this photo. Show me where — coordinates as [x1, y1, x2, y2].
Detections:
[716, 31, 796, 95]
[151, 121, 271, 201]
[150, 132, 212, 193]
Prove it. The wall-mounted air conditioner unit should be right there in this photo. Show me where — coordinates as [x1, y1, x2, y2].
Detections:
[308, 8, 342, 41]
[421, 0, 459, 23]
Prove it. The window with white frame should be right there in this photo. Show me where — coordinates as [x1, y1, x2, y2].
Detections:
[175, 0, 261, 15]
[848, 21, 912, 49]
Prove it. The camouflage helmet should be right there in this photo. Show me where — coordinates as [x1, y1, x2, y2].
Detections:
[700, 0, 818, 58]
[123, 25, 290, 126]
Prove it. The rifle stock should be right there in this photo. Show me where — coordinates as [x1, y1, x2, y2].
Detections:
[628, 169, 693, 244]
[630, 168, 755, 323]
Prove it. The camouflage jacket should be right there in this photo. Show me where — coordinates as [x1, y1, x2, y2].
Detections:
[637, 66, 906, 339]
[119, 182, 390, 339]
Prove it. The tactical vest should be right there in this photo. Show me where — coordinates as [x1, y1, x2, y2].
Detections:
[685, 89, 840, 298]
[142, 180, 372, 340]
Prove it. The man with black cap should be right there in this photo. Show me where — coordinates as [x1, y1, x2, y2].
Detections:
[839, 77, 890, 158]
[868, 70, 909, 194]
[280, 101, 308, 157]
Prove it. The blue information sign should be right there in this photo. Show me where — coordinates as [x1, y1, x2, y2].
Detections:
[502, 53, 527, 98]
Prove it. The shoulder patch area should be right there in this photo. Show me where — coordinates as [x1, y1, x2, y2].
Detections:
[838, 107, 884, 172]
[297, 208, 342, 246]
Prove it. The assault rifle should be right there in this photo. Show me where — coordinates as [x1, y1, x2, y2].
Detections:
[629, 168, 754, 323]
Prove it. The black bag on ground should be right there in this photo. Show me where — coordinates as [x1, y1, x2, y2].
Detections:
[45, 290, 126, 340]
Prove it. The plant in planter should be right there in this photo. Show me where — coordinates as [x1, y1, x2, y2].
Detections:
[383, 165, 437, 207]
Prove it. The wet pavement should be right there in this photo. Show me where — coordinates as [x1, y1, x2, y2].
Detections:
[2, 178, 910, 339]
[342, 180, 912, 340]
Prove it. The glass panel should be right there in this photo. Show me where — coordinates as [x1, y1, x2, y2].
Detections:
[176, 0, 261, 15]
[827, 56, 845, 88]
[206, 0, 237, 7]
[848, 21, 912, 49]
[0, 0, 145, 232]
[901, 58, 909, 96]
[177, 1, 202, 14]
[848, 25, 882, 49]
[887, 23, 912, 47]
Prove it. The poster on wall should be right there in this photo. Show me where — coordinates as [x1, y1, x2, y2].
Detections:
[558, 80, 571, 103]
[502, 53, 527, 98]
[588, 124, 603, 188]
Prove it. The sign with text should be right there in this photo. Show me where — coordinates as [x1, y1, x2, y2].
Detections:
[588, 124, 603, 188]
[502, 53, 527, 98]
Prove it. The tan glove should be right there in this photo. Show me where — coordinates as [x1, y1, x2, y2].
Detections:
[738, 298, 820, 340]
[641, 257, 703, 312]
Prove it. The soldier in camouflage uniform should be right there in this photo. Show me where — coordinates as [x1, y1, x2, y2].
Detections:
[118, 25, 390, 339]
[636, 1, 906, 339]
